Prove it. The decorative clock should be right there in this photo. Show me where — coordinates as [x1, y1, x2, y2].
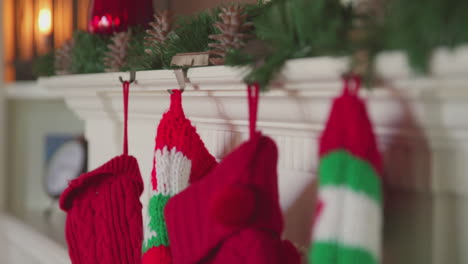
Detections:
[44, 135, 87, 199]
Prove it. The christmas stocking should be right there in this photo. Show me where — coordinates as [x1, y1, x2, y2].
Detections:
[142, 89, 217, 263]
[60, 81, 144, 264]
[309, 77, 383, 264]
[164, 84, 301, 264]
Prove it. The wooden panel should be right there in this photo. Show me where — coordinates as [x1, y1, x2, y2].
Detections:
[3, 0, 16, 81]
[16, 0, 35, 60]
[53, 0, 74, 48]
[76, 0, 90, 31]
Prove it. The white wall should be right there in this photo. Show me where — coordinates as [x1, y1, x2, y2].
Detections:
[6, 99, 84, 216]
[0, 213, 70, 264]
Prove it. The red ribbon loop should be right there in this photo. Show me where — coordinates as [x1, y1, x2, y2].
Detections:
[247, 83, 260, 139]
[122, 81, 130, 156]
[343, 74, 362, 95]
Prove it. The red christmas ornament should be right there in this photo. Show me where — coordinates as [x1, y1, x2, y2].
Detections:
[88, 0, 154, 34]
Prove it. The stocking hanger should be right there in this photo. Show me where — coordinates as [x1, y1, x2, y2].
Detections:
[168, 69, 188, 94]
[119, 71, 136, 84]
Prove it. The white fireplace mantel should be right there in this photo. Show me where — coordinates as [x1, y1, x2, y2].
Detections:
[38, 47, 468, 264]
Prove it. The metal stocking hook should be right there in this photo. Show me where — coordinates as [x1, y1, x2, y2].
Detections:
[167, 68, 188, 94]
[119, 71, 136, 84]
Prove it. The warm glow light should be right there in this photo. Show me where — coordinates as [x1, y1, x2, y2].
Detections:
[98, 16, 110, 28]
[38, 8, 52, 35]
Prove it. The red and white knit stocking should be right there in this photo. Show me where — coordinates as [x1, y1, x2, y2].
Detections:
[142, 90, 217, 264]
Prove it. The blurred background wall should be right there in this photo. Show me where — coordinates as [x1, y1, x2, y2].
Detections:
[169, 0, 256, 14]
[6, 99, 83, 217]
[0, 0, 6, 211]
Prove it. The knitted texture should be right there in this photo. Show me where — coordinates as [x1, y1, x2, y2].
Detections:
[308, 87, 383, 264]
[165, 133, 301, 264]
[59, 155, 144, 264]
[142, 89, 217, 264]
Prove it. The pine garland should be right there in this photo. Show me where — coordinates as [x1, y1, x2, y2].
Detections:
[225, 0, 353, 88]
[55, 40, 74, 75]
[71, 31, 110, 74]
[138, 11, 173, 70]
[208, 5, 254, 65]
[125, 27, 153, 71]
[146, 11, 173, 47]
[32, 0, 468, 88]
[103, 31, 132, 72]
[33, 52, 55, 77]
[163, 10, 219, 68]
[131, 9, 220, 70]
[383, 0, 468, 73]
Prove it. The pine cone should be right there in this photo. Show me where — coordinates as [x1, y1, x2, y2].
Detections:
[55, 40, 74, 75]
[208, 6, 254, 65]
[145, 11, 173, 54]
[103, 31, 131, 72]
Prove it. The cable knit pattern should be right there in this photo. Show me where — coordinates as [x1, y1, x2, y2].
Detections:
[61, 81, 144, 264]
[60, 155, 144, 264]
[143, 90, 217, 264]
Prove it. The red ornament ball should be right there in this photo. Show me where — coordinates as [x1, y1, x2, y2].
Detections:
[210, 184, 257, 228]
[88, 0, 153, 34]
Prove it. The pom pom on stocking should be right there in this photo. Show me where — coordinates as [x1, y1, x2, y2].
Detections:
[211, 184, 257, 228]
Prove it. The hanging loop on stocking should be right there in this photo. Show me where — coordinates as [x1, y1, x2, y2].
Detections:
[247, 83, 260, 139]
[343, 74, 362, 95]
[118, 71, 136, 156]
[167, 69, 188, 94]
[119, 71, 136, 84]
[122, 80, 130, 156]
[168, 88, 184, 115]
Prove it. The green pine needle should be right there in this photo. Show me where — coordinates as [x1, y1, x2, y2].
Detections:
[383, 0, 468, 73]
[162, 10, 219, 68]
[71, 31, 110, 74]
[227, 0, 353, 89]
[126, 27, 161, 71]
[33, 52, 55, 77]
